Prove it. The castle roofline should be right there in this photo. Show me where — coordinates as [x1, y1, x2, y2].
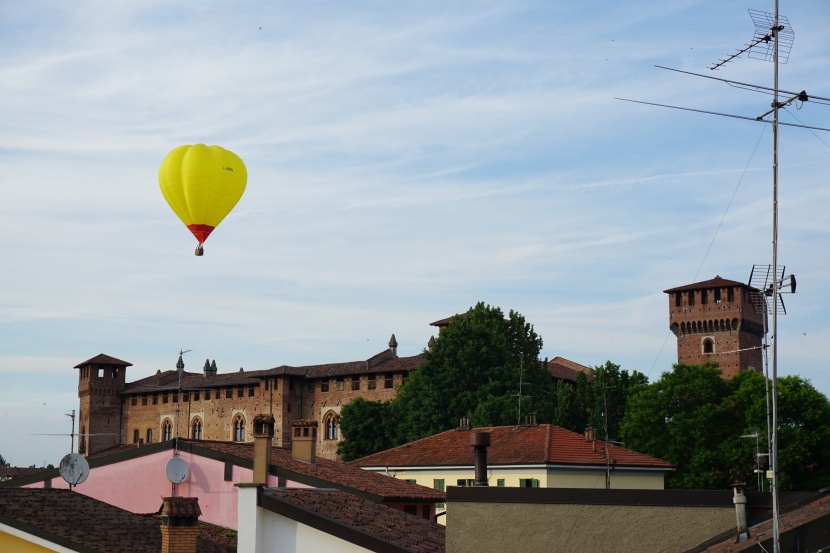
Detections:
[73, 353, 132, 369]
[663, 276, 754, 294]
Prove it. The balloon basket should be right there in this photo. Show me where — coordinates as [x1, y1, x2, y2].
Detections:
[195, 244, 204, 256]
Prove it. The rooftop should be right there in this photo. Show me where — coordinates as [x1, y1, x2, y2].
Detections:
[663, 276, 753, 294]
[352, 424, 673, 470]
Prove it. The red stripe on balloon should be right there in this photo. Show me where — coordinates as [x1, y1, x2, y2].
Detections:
[187, 224, 215, 244]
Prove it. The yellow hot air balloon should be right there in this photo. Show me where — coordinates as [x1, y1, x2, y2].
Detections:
[158, 144, 247, 255]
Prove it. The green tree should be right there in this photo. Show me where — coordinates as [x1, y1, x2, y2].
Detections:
[0, 453, 7, 467]
[393, 302, 547, 443]
[337, 398, 397, 462]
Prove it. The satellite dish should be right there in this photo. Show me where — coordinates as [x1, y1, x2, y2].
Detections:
[165, 457, 190, 484]
[59, 453, 89, 486]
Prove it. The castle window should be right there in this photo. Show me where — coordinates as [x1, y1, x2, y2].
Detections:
[321, 381, 329, 393]
[701, 289, 708, 304]
[307, 382, 314, 394]
[248, 386, 255, 397]
[173, 392, 179, 403]
[728, 287, 735, 302]
[675, 292, 681, 307]
[141, 394, 148, 406]
[194, 391, 200, 401]
[384, 373, 394, 389]
[183, 392, 190, 402]
[289, 378, 294, 390]
[714, 289, 722, 303]
[147, 428, 154, 444]
[368, 374, 376, 390]
[131, 396, 138, 406]
[703, 338, 715, 354]
[323, 411, 338, 440]
[264, 379, 269, 391]
[688, 291, 695, 306]
[152, 394, 158, 405]
[191, 419, 202, 440]
[133, 429, 139, 444]
[237, 387, 244, 398]
[233, 415, 245, 442]
[351, 376, 360, 391]
[205, 390, 210, 400]
[112, 367, 119, 378]
[226, 388, 232, 399]
[162, 393, 168, 404]
[162, 419, 172, 441]
[335, 377, 344, 391]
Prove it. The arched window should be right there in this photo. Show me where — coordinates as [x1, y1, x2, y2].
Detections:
[133, 429, 140, 444]
[146, 428, 153, 444]
[233, 415, 245, 442]
[162, 419, 173, 441]
[703, 338, 715, 354]
[191, 418, 203, 440]
[323, 411, 338, 440]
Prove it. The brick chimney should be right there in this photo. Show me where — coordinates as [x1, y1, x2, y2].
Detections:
[291, 420, 318, 465]
[159, 497, 201, 553]
[252, 414, 275, 484]
[388, 334, 398, 357]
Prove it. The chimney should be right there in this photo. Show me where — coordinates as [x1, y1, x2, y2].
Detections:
[471, 432, 490, 486]
[252, 414, 275, 484]
[584, 427, 595, 442]
[459, 416, 471, 431]
[428, 336, 435, 351]
[388, 334, 398, 357]
[159, 497, 201, 553]
[203, 359, 217, 377]
[733, 485, 750, 542]
[291, 420, 317, 465]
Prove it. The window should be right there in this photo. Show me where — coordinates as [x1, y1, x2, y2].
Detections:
[183, 392, 190, 402]
[351, 376, 360, 391]
[133, 429, 140, 444]
[714, 288, 722, 303]
[289, 379, 294, 390]
[335, 377, 344, 391]
[675, 292, 682, 307]
[703, 338, 715, 354]
[131, 396, 137, 406]
[384, 373, 394, 389]
[433, 479, 445, 492]
[162, 419, 172, 441]
[405, 479, 417, 484]
[265, 379, 270, 391]
[497, 479, 505, 487]
[205, 390, 210, 400]
[173, 392, 179, 403]
[456, 479, 476, 487]
[141, 394, 148, 406]
[226, 388, 232, 399]
[163, 393, 169, 404]
[248, 386, 255, 397]
[112, 367, 119, 378]
[422, 506, 430, 520]
[147, 428, 154, 444]
[307, 382, 314, 394]
[152, 394, 158, 405]
[321, 381, 329, 393]
[233, 415, 245, 442]
[191, 419, 202, 440]
[701, 289, 708, 304]
[519, 479, 539, 488]
[324, 411, 338, 440]
[404, 505, 417, 516]
[728, 287, 735, 302]
[688, 290, 695, 306]
[368, 374, 376, 390]
[194, 391, 200, 401]
[237, 387, 244, 398]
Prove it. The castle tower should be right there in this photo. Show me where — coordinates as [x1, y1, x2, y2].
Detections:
[664, 276, 765, 379]
[75, 354, 131, 455]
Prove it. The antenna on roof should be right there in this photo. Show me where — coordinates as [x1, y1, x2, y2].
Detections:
[515, 352, 525, 427]
[710, 10, 794, 70]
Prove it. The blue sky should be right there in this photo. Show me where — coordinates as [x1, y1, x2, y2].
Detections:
[1, 1, 829, 467]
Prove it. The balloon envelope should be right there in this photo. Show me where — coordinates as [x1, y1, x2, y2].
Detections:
[159, 144, 247, 245]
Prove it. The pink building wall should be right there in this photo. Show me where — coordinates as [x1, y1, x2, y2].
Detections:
[24, 451, 310, 529]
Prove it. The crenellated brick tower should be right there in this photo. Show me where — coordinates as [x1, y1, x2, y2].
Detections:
[75, 353, 131, 455]
[664, 276, 765, 379]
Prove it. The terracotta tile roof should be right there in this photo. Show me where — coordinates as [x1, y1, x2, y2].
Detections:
[0, 488, 233, 553]
[663, 276, 752, 294]
[547, 356, 593, 382]
[259, 488, 445, 553]
[692, 492, 830, 552]
[183, 440, 445, 503]
[352, 424, 673, 469]
[430, 314, 464, 327]
[122, 353, 423, 394]
[74, 353, 132, 368]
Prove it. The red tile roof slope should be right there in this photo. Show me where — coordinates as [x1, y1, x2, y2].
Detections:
[663, 276, 751, 293]
[260, 488, 445, 553]
[547, 356, 593, 381]
[352, 425, 673, 469]
[185, 440, 444, 502]
[0, 488, 233, 553]
[74, 353, 132, 368]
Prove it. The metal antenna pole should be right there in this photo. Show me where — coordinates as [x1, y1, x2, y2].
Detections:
[770, 1, 781, 550]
